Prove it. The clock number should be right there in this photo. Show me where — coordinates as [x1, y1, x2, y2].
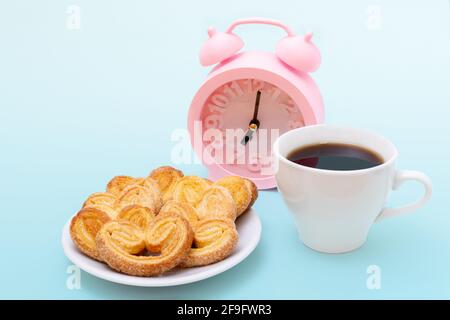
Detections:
[204, 114, 223, 129]
[203, 128, 225, 165]
[223, 81, 244, 98]
[208, 81, 245, 116]
[222, 81, 244, 98]
[247, 154, 275, 175]
[230, 80, 244, 96]
[288, 119, 304, 129]
[204, 129, 225, 146]
[279, 102, 297, 116]
[208, 103, 225, 114]
[222, 85, 236, 98]
[211, 94, 229, 107]
[247, 153, 261, 172]
[224, 142, 245, 165]
[244, 79, 252, 93]
[207, 94, 228, 115]
[234, 147, 246, 164]
[243, 79, 265, 93]
[252, 80, 265, 92]
[270, 87, 281, 101]
[259, 155, 275, 176]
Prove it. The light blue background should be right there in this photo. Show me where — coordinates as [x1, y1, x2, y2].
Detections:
[1, 0, 449, 299]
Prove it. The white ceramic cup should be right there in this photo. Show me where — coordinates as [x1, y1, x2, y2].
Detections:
[273, 124, 432, 253]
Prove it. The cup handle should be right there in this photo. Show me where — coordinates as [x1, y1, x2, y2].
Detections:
[375, 170, 432, 222]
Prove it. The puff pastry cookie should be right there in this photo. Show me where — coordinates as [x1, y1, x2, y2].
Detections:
[69, 165, 259, 276]
[196, 186, 237, 221]
[149, 166, 184, 203]
[170, 176, 211, 206]
[116, 183, 159, 213]
[96, 213, 193, 276]
[82, 192, 118, 218]
[215, 176, 253, 217]
[106, 176, 139, 196]
[159, 200, 199, 226]
[70, 207, 111, 261]
[116, 205, 156, 230]
[107, 176, 163, 211]
[180, 218, 238, 268]
[244, 178, 258, 209]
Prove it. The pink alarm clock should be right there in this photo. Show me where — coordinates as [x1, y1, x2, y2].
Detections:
[188, 18, 324, 189]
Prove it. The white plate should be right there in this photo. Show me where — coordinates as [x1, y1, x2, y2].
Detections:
[61, 209, 262, 287]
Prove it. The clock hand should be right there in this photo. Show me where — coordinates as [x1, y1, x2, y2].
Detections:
[241, 90, 262, 145]
[250, 90, 261, 127]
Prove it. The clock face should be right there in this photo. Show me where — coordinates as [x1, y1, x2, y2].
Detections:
[200, 78, 305, 178]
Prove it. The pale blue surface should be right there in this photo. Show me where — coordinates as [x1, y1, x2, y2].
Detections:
[0, 0, 449, 299]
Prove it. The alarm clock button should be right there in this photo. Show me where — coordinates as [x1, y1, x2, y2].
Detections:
[275, 32, 321, 73]
[199, 28, 244, 66]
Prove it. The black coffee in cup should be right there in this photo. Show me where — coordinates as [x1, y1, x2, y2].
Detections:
[287, 143, 384, 171]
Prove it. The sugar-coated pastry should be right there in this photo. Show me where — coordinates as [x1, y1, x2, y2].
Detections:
[70, 166, 260, 274]
[83, 192, 116, 208]
[116, 205, 156, 230]
[116, 184, 158, 212]
[82, 192, 118, 218]
[70, 207, 111, 261]
[215, 176, 253, 217]
[196, 186, 237, 221]
[84, 203, 118, 219]
[110, 176, 163, 212]
[98, 221, 146, 256]
[180, 218, 238, 268]
[170, 176, 211, 206]
[149, 166, 184, 203]
[106, 176, 138, 196]
[159, 200, 199, 226]
[243, 178, 258, 210]
[141, 177, 163, 212]
[96, 213, 194, 276]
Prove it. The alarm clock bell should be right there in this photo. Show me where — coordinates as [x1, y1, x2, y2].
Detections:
[199, 18, 321, 73]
